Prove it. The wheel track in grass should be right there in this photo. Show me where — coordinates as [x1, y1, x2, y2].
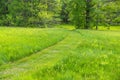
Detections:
[0, 35, 67, 80]
[0, 31, 81, 80]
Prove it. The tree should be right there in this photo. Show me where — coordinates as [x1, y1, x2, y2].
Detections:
[0, 0, 9, 26]
[98, 0, 120, 29]
[69, 0, 85, 29]
[0, 0, 119, 28]
[85, 0, 95, 29]
[38, 0, 60, 27]
[60, 0, 70, 23]
[0, 0, 61, 27]
[69, 0, 96, 29]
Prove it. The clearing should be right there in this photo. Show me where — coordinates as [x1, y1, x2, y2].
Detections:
[0, 27, 120, 80]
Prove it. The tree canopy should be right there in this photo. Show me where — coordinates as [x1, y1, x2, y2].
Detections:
[0, 0, 120, 29]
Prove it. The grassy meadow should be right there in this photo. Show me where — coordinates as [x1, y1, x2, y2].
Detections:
[0, 27, 67, 65]
[0, 26, 120, 80]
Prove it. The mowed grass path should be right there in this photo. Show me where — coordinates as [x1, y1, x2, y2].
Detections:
[0, 27, 67, 65]
[0, 27, 120, 80]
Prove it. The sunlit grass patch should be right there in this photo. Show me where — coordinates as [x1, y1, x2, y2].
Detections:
[93, 26, 120, 30]
[10, 29, 120, 80]
[54, 24, 75, 30]
[0, 27, 67, 65]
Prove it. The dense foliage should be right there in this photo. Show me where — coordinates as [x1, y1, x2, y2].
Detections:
[0, 0, 120, 28]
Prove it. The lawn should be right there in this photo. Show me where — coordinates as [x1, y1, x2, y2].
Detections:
[0, 26, 120, 80]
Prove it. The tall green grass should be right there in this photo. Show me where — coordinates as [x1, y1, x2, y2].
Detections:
[11, 30, 120, 80]
[93, 26, 120, 30]
[55, 24, 120, 31]
[0, 27, 67, 65]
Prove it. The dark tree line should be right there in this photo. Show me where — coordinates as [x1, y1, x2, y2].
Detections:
[0, 0, 120, 29]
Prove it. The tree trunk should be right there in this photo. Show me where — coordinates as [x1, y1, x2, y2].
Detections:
[85, 0, 91, 29]
[96, 14, 99, 30]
